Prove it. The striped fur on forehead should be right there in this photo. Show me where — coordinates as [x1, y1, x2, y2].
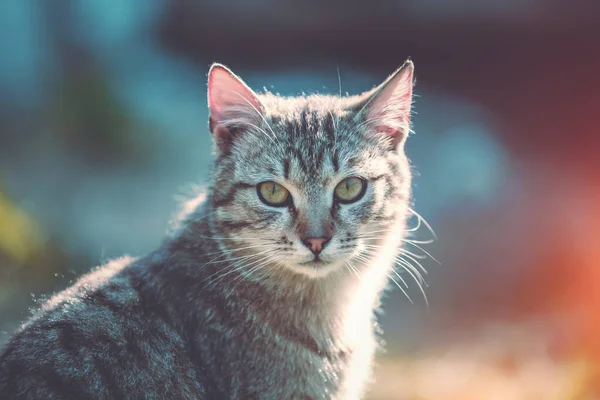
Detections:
[216, 94, 397, 175]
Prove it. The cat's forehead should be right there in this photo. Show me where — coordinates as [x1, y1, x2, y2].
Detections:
[262, 96, 357, 144]
[232, 94, 384, 185]
[241, 134, 375, 188]
[271, 104, 360, 173]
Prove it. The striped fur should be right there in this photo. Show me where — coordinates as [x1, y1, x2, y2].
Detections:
[0, 61, 416, 399]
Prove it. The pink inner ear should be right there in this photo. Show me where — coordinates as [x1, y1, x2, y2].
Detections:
[208, 65, 263, 132]
[372, 124, 407, 147]
[365, 62, 414, 145]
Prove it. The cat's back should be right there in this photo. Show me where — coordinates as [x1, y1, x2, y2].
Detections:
[0, 256, 204, 399]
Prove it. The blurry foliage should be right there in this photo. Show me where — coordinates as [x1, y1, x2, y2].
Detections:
[0, 182, 92, 336]
[0, 188, 43, 265]
[50, 71, 156, 168]
[0, 1, 164, 342]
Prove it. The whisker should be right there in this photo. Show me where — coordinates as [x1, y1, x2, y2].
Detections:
[352, 252, 412, 303]
[231, 252, 290, 291]
[404, 238, 436, 245]
[203, 250, 277, 285]
[408, 207, 437, 241]
[239, 120, 278, 146]
[191, 234, 261, 242]
[358, 209, 436, 245]
[355, 235, 440, 266]
[343, 260, 361, 280]
[397, 262, 429, 308]
[202, 243, 281, 262]
[203, 255, 264, 285]
[357, 248, 423, 306]
[362, 245, 428, 276]
[202, 244, 269, 265]
[230, 91, 279, 142]
[228, 257, 277, 294]
[204, 250, 271, 267]
[396, 252, 429, 275]
[387, 274, 413, 304]
[398, 249, 428, 260]
[355, 228, 404, 238]
[393, 256, 427, 286]
[401, 241, 440, 265]
[337, 65, 342, 98]
[395, 259, 429, 308]
[404, 216, 422, 232]
[360, 246, 426, 282]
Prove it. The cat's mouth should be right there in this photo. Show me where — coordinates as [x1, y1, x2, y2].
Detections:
[289, 257, 342, 278]
[298, 258, 330, 267]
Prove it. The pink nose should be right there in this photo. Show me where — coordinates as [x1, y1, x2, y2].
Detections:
[301, 237, 331, 255]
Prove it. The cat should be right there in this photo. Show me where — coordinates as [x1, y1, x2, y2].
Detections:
[0, 59, 416, 399]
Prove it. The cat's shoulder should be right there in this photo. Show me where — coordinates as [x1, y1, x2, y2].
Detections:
[0, 257, 138, 395]
[24, 255, 138, 324]
[2, 256, 141, 354]
[0, 255, 197, 398]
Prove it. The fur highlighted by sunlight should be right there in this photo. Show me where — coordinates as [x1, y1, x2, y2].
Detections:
[0, 60, 427, 400]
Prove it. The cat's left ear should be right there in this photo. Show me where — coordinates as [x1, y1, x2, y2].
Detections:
[356, 60, 414, 148]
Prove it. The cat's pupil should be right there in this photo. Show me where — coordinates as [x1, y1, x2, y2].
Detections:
[347, 179, 358, 191]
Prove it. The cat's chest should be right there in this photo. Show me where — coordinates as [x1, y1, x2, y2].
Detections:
[218, 323, 375, 400]
[239, 336, 353, 399]
[193, 282, 380, 398]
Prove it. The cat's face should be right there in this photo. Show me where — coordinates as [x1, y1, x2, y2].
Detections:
[207, 63, 413, 278]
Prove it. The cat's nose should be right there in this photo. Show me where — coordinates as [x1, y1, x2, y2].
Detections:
[301, 237, 331, 255]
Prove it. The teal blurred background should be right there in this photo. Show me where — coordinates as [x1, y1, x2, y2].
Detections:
[1, 1, 600, 398]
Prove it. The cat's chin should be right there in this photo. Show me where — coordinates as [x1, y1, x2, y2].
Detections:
[285, 260, 344, 279]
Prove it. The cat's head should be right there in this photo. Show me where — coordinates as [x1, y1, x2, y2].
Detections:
[206, 62, 414, 278]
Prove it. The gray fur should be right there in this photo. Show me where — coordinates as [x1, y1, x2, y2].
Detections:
[0, 60, 416, 399]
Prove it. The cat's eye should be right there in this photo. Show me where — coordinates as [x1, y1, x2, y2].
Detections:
[334, 177, 366, 204]
[257, 181, 291, 207]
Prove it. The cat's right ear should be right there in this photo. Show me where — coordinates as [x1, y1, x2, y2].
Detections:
[207, 63, 264, 155]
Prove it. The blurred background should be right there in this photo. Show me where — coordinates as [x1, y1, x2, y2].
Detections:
[1, 0, 600, 398]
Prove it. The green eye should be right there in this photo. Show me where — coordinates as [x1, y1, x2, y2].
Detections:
[334, 177, 366, 203]
[257, 181, 291, 207]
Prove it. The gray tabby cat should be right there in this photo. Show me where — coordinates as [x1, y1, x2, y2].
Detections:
[0, 60, 416, 399]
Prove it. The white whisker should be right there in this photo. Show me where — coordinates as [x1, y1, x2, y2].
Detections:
[395, 259, 429, 308]
[203, 250, 277, 285]
[408, 207, 437, 241]
[202, 243, 280, 263]
[343, 259, 361, 280]
[228, 256, 278, 294]
[401, 241, 440, 265]
[396, 252, 428, 275]
[337, 66, 342, 98]
[358, 248, 427, 306]
[387, 274, 413, 304]
[230, 91, 279, 142]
